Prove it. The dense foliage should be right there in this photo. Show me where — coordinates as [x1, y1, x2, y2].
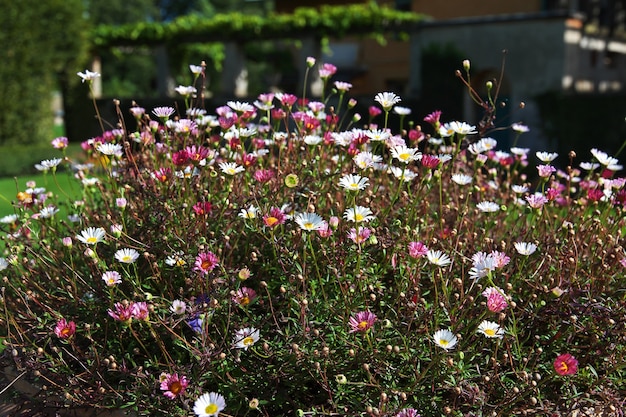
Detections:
[89, 3, 426, 48]
[0, 0, 88, 147]
[1, 61, 625, 416]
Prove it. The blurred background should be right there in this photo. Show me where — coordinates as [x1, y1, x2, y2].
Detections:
[1, 0, 625, 179]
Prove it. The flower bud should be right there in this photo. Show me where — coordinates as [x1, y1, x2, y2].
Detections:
[463, 59, 471, 71]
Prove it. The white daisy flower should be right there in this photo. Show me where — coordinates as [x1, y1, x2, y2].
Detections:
[77, 69, 101, 83]
[451, 173, 472, 185]
[0, 258, 8, 271]
[97, 143, 124, 157]
[426, 250, 451, 267]
[0, 214, 19, 224]
[193, 392, 226, 417]
[338, 174, 369, 191]
[170, 300, 187, 315]
[433, 329, 458, 350]
[115, 248, 140, 264]
[511, 123, 529, 133]
[510, 147, 530, 156]
[393, 106, 412, 116]
[364, 129, 392, 142]
[35, 158, 63, 171]
[175, 85, 197, 96]
[38, 206, 59, 219]
[76, 227, 106, 245]
[294, 212, 325, 232]
[514, 242, 537, 256]
[219, 162, 245, 176]
[511, 184, 529, 194]
[478, 320, 505, 339]
[590, 148, 619, 166]
[303, 135, 323, 146]
[390, 145, 420, 164]
[233, 327, 260, 350]
[227, 101, 255, 113]
[238, 205, 258, 219]
[476, 201, 500, 213]
[580, 162, 600, 171]
[374, 92, 401, 111]
[343, 206, 375, 223]
[353, 151, 382, 169]
[389, 166, 418, 182]
[536, 151, 558, 163]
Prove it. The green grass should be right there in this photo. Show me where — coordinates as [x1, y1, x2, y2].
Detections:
[0, 171, 82, 218]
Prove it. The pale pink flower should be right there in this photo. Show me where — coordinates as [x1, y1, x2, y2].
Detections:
[349, 311, 377, 333]
[408, 241, 428, 259]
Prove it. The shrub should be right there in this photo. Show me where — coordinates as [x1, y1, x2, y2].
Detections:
[0, 0, 88, 147]
[0, 60, 625, 416]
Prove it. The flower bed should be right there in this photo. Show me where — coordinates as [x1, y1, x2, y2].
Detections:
[0, 60, 625, 416]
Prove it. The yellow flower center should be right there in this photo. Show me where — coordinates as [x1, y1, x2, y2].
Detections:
[354, 213, 364, 222]
[439, 339, 449, 347]
[86, 237, 98, 244]
[484, 328, 496, 337]
[399, 153, 410, 161]
[243, 336, 255, 346]
[205, 404, 218, 414]
[358, 320, 368, 329]
[304, 222, 314, 229]
[240, 296, 250, 306]
[169, 381, 182, 395]
[61, 328, 71, 336]
[265, 217, 278, 226]
[201, 260, 212, 270]
[350, 182, 358, 188]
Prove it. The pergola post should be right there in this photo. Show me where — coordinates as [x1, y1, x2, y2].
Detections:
[220, 42, 248, 98]
[298, 36, 323, 97]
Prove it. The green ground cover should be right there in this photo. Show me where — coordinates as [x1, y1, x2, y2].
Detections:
[0, 171, 82, 218]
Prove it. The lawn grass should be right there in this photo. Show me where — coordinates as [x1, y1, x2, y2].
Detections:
[0, 171, 82, 218]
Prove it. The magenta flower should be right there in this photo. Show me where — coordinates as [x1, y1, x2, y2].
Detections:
[408, 241, 428, 259]
[348, 311, 377, 333]
[54, 318, 76, 339]
[194, 251, 219, 275]
[554, 353, 578, 376]
[108, 302, 134, 323]
[232, 287, 257, 306]
[423, 110, 442, 126]
[368, 106, 382, 118]
[263, 207, 287, 228]
[482, 287, 508, 312]
[160, 373, 189, 399]
[193, 201, 213, 216]
[421, 154, 440, 169]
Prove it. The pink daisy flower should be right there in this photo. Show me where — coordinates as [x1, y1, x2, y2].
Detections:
[232, 287, 257, 306]
[194, 251, 219, 275]
[54, 318, 76, 339]
[160, 373, 189, 399]
[408, 241, 428, 259]
[348, 311, 377, 333]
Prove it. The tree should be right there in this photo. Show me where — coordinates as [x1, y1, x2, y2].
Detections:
[0, 0, 88, 146]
